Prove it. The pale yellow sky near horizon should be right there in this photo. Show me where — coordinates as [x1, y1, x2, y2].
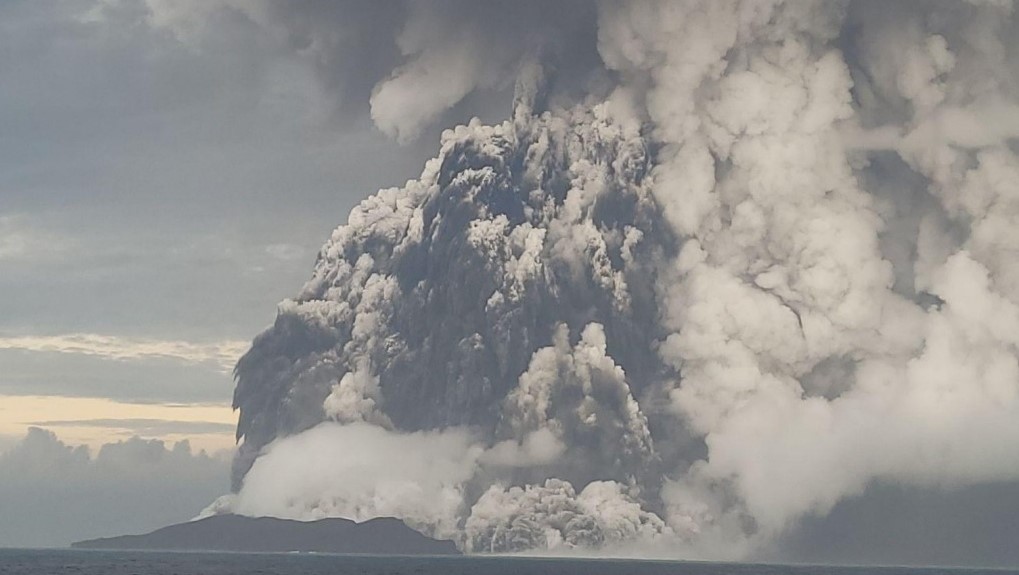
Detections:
[0, 395, 238, 455]
[0, 333, 246, 456]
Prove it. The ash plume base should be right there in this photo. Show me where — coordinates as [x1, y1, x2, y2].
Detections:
[204, 0, 1019, 560]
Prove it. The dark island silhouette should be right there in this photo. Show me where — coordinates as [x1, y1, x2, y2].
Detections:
[71, 514, 460, 555]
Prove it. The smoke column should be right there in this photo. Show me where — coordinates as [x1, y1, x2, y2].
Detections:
[202, 0, 1019, 558]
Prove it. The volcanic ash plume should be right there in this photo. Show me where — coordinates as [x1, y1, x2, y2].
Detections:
[214, 0, 1019, 558]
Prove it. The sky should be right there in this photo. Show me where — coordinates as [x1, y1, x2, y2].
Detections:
[0, 0, 484, 455]
[0, 0, 474, 545]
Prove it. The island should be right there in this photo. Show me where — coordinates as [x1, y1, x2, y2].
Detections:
[71, 514, 461, 555]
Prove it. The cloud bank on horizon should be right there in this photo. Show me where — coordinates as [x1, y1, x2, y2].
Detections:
[125, 0, 1019, 561]
[0, 428, 229, 548]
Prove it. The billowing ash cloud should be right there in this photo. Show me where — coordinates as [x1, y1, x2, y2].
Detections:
[211, 0, 1019, 559]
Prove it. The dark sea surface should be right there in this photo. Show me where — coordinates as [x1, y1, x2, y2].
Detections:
[1, 549, 1017, 575]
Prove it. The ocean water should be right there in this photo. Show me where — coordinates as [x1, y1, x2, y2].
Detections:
[1, 550, 1017, 575]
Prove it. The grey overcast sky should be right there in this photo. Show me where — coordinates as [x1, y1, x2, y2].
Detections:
[0, 0, 508, 453]
[0, 0, 527, 546]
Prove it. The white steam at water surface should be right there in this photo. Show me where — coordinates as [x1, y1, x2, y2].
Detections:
[192, 0, 1019, 559]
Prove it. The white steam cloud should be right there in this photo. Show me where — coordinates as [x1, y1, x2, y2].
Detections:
[182, 0, 1019, 560]
[215, 423, 481, 539]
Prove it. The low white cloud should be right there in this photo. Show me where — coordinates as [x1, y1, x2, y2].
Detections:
[0, 334, 248, 373]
